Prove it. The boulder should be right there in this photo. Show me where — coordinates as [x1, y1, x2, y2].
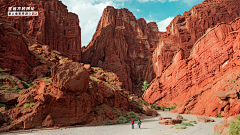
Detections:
[0, 90, 18, 106]
[30, 64, 49, 81]
[159, 119, 182, 125]
[197, 115, 215, 123]
[176, 115, 183, 120]
[51, 62, 89, 92]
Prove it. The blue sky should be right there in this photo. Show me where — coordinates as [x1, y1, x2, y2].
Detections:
[60, 0, 204, 46]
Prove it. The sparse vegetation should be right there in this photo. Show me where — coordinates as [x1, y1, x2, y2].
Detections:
[228, 120, 240, 135]
[0, 103, 10, 109]
[180, 122, 194, 126]
[170, 124, 186, 129]
[142, 80, 149, 92]
[216, 114, 222, 118]
[89, 84, 94, 88]
[152, 104, 161, 110]
[189, 121, 197, 124]
[116, 116, 129, 124]
[23, 102, 35, 108]
[115, 109, 120, 114]
[90, 76, 98, 82]
[180, 119, 188, 121]
[127, 111, 139, 121]
[105, 121, 115, 125]
[236, 116, 240, 120]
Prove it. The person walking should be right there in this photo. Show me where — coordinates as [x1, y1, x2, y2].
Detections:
[131, 120, 134, 129]
[138, 119, 141, 129]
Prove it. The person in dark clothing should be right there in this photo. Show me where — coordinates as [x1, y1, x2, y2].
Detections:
[138, 119, 141, 129]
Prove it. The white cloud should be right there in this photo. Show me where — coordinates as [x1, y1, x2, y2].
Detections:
[156, 17, 174, 32]
[60, 0, 122, 46]
[136, 9, 140, 12]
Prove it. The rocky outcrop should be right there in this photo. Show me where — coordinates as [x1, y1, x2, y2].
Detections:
[153, 0, 240, 76]
[82, 6, 160, 93]
[158, 117, 182, 125]
[143, 18, 240, 117]
[0, 0, 81, 62]
[0, 62, 158, 132]
[0, 22, 38, 78]
[214, 115, 240, 135]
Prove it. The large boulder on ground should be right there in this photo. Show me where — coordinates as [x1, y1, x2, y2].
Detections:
[159, 117, 172, 120]
[0, 90, 18, 106]
[51, 62, 89, 92]
[197, 115, 215, 123]
[159, 119, 182, 125]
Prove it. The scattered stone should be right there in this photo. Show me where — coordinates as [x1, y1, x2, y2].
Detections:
[197, 115, 215, 123]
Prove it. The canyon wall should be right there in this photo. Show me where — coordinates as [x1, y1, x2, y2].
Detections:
[153, 0, 240, 76]
[0, 0, 81, 62]
[143, 17, 240, 117]
[82, 6, 161, 93]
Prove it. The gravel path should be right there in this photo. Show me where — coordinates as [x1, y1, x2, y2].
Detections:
[3, 111, 224, 135]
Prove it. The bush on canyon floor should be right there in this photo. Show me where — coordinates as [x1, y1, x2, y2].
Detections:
[216, 114, 222, 118]
[142, 80, 149, 92]
[105, 121, 115, 125]
[170, 124, 187, 129]
[127, 112, 140, 121]
[23, 102, 35, 108]
[181, 119, 188, 121]
[152, 104, 161, 110]
[189, 121, 197, 124]
[116, 116, 129, 124]
[180, 122, 194, 126]
[228, 120, 240, 135]
[236, 116, 240, 120]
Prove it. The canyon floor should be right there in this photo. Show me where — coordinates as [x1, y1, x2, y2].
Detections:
[2, 111, 224, 135]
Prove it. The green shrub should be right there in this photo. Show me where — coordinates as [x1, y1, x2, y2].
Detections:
[115, 109, 120, 114]
[236, 116, 240, 120]
[189, 121, 197, 124]
[90, 77, 98, 82]
[170, 106, 176, 110]
[116, 116, 129, 124]
[216, 114, 222, 118]
[152, 104, 161, 110]
[105, 121, 115, 125]
[180, 119, 188, 121]
[143, 101, 150, 106]
[23, 102, 35, 108]
[127, 112, 139, 121]
[142, 80, 149, 92]
[180, 122, 194, 126]
[228, 120, 240, 135]
[89, 84, 94, 88]
[170, 124, 186, 129]
[0, 103, 10, 109]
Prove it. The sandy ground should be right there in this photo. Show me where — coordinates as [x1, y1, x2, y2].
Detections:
[2, 111, 224, 135]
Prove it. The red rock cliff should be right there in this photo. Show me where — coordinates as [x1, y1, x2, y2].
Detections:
[143, 17, 240, 117]
[153, 0, 240, 76]
[0, 0, 81, 62]
[82, 6, 161, 93]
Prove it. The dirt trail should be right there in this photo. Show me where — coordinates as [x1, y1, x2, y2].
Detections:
[3, 111, 224, 135]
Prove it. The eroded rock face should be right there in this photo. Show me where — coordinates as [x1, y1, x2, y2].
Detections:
[0, 23, 38, 78]
[214, 115, 240, 135]
[0, 0, 81, 62]
[82, 6, 160, 93]
[153, 0, 240, 76]
[143, 18, 240, 117]
[51, 62, 89, 92]
[0, 63, 158, 132]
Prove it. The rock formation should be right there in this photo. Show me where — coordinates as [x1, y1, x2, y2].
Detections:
[214, 115, 240, 135]
[0, 22, 38, 78]
[143, 17, 240, 117]
[153, 0, 240, 76]
[0, 0, 81, 62]
[82, 6, 160, 93]
[0, 62, 158, 132]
